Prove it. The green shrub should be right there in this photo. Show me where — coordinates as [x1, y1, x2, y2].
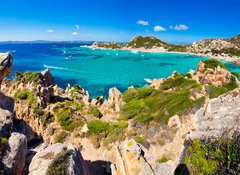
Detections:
[105, 122, 128, 143]
[33, 108, 44, 116]
[55, 131, 68, 143]
[46, 149, 73, 175]
[14, 90, 30, 100]
[22, 72, 43, 84]
[41, 112, 54, 126]
[53, 101, 84, 131]
[91, 107, 103, 118]
[87, 121, 109, 136]
[160, 73, 201, 91]
[158, 156, 171, 163]
[184, 137, 240, 175]
[202, 59, 228, 70]
[193, 96, 205, 107]
[206, 76, 238, 99]
[0, 137, 8, 158]
[121, 87, 195, 124]
[134, 137, 144, 144]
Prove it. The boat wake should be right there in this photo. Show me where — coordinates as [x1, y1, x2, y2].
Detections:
[43, 64, 70, 71]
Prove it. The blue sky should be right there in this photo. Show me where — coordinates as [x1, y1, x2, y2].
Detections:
[0, 0, 239, 43]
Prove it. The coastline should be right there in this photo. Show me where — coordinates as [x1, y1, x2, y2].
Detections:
[88, 45, 240, 63]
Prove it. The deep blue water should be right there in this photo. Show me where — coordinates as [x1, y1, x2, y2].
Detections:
[0, 43, 239, 98]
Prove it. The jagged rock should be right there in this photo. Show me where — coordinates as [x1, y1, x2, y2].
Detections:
[0, 108, 13, 138]
[68, 145, 90, 175]
[29, 143, 89, 175]
[108, 87, 123, 112]
[0, 52, 13, 80]
[168, 115, 181, 128]
[112, 139, 174, 175]
[191, 88, 240, 138]
[2, 132, 27, 175]
[81, 124, 89, 134]
[83, 91, 90, 105]
[41, 69, 56, 86]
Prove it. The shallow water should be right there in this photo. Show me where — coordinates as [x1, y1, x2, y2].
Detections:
[0, 43, 238, 98]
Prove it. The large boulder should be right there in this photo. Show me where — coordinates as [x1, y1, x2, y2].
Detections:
[2, 132, 27, 175]
[0, 52, 13, 79]
[191, 88, 240, 138]
[29, 143, 89, 175]
[112, 139, 173, 175]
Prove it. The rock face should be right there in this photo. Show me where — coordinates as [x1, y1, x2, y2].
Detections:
[41, 69, 56, 86]
[191, 88, 240, 138]
[0, 108, 13, 138]
[108, 87, 123, 112]
[29, 143, 89, 175]
[2, 132, 27, 175]
[112, 139, 173, 175]
[0, 52, 13, 79]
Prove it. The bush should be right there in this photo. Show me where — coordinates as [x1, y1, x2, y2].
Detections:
[33, 108, 44, 116]
[121, 87, 195, 124]
[202, 59, 228, 70]
[158, 156, 171, 163]
[14, 90, 30, 100]
[105, 122, 128, 143]
[0, 137, 8, 158]
[91, 107, 103, 118]
[41, 112, 54, 126]
[134, 137, 144, 144]
[55, 131, 68, 143]
[206, 76, 238, 99]
[46, 149, 73, 175]
[87, 120, 109, 136]
[183, 137, 240, 175]
[53, 101, 84, 131]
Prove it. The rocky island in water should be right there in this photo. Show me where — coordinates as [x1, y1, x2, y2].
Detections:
[1, 37, 240, 175]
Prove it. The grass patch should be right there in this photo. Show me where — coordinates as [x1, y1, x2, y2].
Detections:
[55, 131, 68, 143]
[134, 137, 145, 144]
[158, 156, 171, 163]
[0, 137, 8, 158]
[91, 107, 103, 118]
[121, 87, 196, 124]
[87, 120, 109, 136]
[53, 101, 84, 131]
[46, 149, 73, 175]
[41, 112, 54, 126]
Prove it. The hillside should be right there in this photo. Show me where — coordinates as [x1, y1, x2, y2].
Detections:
[1, 52, 240, 174]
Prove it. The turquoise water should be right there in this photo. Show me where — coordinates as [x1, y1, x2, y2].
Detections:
[1, 43, 239, 98]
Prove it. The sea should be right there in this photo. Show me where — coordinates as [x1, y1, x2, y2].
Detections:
[0, 42, 239, 98]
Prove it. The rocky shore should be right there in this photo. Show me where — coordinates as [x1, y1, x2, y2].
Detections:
[1, 52, 240, 174]
[89, 34, 240, 63]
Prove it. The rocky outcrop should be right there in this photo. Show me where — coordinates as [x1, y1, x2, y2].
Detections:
[191, 88, 240, 138]
[112, 139, 173, 175]
[0, 52, 13, 79]
[0, 108, 13, 138]
[29, 143, 89, 175]
[2, 132, 27, 175]
[41, 69, 56, 86]
[108, 87, 123, 112]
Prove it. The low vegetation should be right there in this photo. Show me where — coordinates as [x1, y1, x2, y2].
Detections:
[41, 112, 54, 126]
[120, 73, 203, 124]
[0, 137, 8, 158]
[184, 136, 240, 175]
[158, 156, 171, 163]
[46, 149, 73, 175]
[202, 59, 228, 70]
[53, 101, 84, 131]
[16, 71, 43, 84]
[87, 121, 128, 143]
[55, 131, 68, 143]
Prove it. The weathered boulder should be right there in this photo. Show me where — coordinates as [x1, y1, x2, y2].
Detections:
[2, 132, 27, 175]
[108, 87, 123, 112]
[0, 108, 13, 138]
[191, 88, 240, 138]
[0, 52, 13, 79]
[29, 143, 89, 175]
[112, 139, 174, 175]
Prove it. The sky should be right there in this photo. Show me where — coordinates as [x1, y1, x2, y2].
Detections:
[0, 0, 239, 43]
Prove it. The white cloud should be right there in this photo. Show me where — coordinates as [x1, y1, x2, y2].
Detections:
[137, 20, 149, 26]
[174, 24, 189, 31]
[75, 25, 80, 29]
[154, 25, 166, 32]
[72, 32, 78, 36]
[47, 29, 54, 33]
